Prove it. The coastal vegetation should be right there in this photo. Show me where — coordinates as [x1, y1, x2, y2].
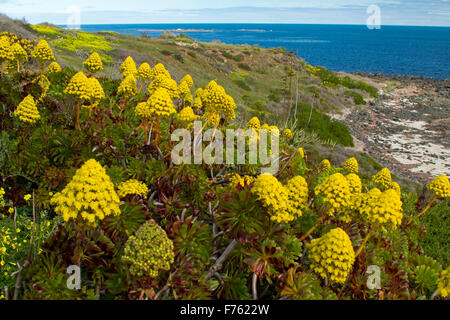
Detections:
[0, 16, 448, 300]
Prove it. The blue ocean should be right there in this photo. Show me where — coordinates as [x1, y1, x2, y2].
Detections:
[76, 24, 450, 79]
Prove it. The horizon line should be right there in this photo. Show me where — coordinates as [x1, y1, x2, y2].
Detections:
[56, 22, 450, 28]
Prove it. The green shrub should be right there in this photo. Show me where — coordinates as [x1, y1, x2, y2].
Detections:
[295, 103, 354, 147]
[420, 199, 450, 265]
[345, 90, 366, 105]
[237, 63, 251, 71]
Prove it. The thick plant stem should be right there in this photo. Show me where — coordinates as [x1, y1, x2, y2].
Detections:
[417, 197, 436, 218]
[299, 216, 326, 241]
[205, 239, 238, 281]
[154, 119, 160, 147]
[76, 101, 81, 130]
[355, 230, 374, 258]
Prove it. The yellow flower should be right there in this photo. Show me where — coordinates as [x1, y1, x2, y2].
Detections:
[437, 267, 450, 298]
[137, 62, 152, 81]
[83, 52, 103, 73]
[85, 77, 105, 105]
[31, 39, 55, 64]
[64, 72, 90, 100]
[177, 80, 191, 98]
[426, 175, 450, 198]
[345, 173, 362, 194]
[246, 117, 261, 131]
[149, 62, 170, 80]
[46, 61, 62, 74]
[122, 220, 174, 278]
[372, 168, 392, 190]
[8, 208, 14, 214]
[24, 194, 31, 201]
[13, 95, 40, 124]
[285, 176, 309, 218]
[251, 174, 294, 223]
[359, 188, 403, 230]
[297, 147, 305, 159]
[147, 74, 179, 99]
[391, 181, 401, 197]
[178, 106, 199, 123]
[50, 159, 120, 225]
[11, 42, 28, 68]
[319, 159, 331, 172]
[202, 80, 236, 125]
[306, 228, 355, 284]
[135, 101, 152, 119]
[315, 173, 351, 215]
[282, 129, 293, 140]
[342, 157, 358, 174]
[229, 173, 255, 188]
[117, 74, 137, 98]
[0, 36, 12, 62]
[147, 88, 176, 117]
[120, 56, 137, 78]
[117, 179, 148, 198]
[180, 74, 194, 88]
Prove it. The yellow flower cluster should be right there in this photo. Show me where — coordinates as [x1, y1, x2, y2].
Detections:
[147, 74, 179, 99]
[251, 174, 294, 223]
[120, 56, 137, 78]
[319, 159, 331, 172]
[147, 88, 176, 117]
[342, 157, 358, 174]
[201, 80, 237, 125]
[229, 173, 255, 188]
[372, 168, 392, 189]
[64, 71, 91, 100]
[83, 52, 103, 73]
[307, 227, 355, 284]
[11, 42, 28, 67]
[285, 176, 309, 218]
[13, 95, 40, 124]
[315, 173, 351, 215]
[31, 39, 55, 64]
[46, 61, 62, 74]
[50, 159, 120, 224]
[118, 74, 137, 98]
[180, 74, 194, 88]
[135, 101, 152, 119]
[0, 36, 12, 62]
[178, 106, 199, 123]
[337, 174, 363, 223]
[0, 187, 5, 207]
[391, 181, 401, 197]
[246, 117, 261, 131]
[87, 77, 105, 102]
[426, 175, 450, 198]
[177, 80, 191, 98]
[345, 173, 362, 194]
[437, 267, 450, 298]
[137, 62, 152, 81]
[149, 62, 170, 79]
[282, 129, 293, 140]
[297, 147, 305, 159]
[117, 179, 149, 198]
[360, 189, 403, 230]
[65, 71, 104, 108]
[122, 220, 174, 278]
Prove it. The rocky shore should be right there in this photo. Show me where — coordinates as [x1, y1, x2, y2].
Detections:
[343, 74, 449, 184]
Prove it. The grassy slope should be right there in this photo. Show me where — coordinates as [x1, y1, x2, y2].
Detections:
[18, 22, 376, 123]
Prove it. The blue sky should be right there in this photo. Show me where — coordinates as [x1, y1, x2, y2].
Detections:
[1, 0, 449, 26]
